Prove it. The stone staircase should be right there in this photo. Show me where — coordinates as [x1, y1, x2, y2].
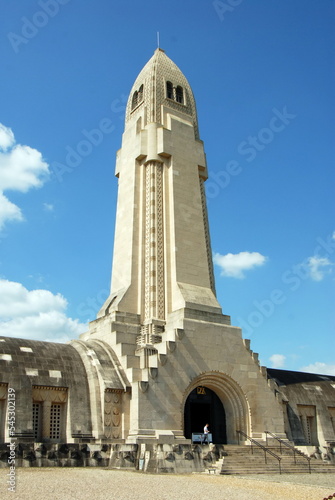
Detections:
[214, 445, 335, 474]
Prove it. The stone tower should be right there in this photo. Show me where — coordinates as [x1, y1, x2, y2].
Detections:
[80, 49, 286, 444]
[105, 47, 219, 322]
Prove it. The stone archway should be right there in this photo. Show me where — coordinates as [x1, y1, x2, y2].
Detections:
[182, 372, 250, 444]
[184, 386, 227, 443]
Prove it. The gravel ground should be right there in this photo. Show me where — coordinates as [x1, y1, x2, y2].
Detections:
[1, 468, 334, 500]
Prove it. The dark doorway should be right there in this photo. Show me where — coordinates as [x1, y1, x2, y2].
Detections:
[184, 387, 227, 444]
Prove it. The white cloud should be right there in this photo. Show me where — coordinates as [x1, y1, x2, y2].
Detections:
[213, 251, 267, 279]
[0, 279, 87, 342]
[306, 256, 333, 281]
[0, 123, 49, 231]
[0, 279, 66, 318]
[0, 192, 23, 230]
[300, 362, 335, 376]
[0, 123, 15, 150]
[43, 203, 54, 212]
[269, 354, 286, 368]
[0, 144, 49, 192]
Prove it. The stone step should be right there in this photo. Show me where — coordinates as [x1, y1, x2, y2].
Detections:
[221, 463, 335, 473]
[110, 330, 138, 345]
[221, 467, 335, 474]
[223, 445, 310, 459]
[112, 341, 137, 358]
[121, 354, 140, 369]
[214, 444, 335, 475]
[223, 459, 310, 466]
[222, 453, 312, 464]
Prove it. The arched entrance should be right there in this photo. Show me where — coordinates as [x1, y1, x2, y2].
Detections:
[184, 387, 227, 444]
[183, 372, 250, 444]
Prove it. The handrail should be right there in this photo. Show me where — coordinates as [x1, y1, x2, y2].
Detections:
[265, 431, 311, 473]
[237, 430, 282, 474]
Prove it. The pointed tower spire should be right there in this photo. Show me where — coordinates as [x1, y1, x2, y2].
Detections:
[99, 49, 219, 324]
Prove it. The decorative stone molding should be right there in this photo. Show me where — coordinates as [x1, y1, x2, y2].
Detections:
[138, 381, 149, 393]
[149, 368, 158, 379]
[184, 451, 194, 460]
[158, 353, 167, 366]
[175, 328, 184, 340]
[252, 352, 259, 365]
[104, 390, 122, 440]
[167, 341, 176, 353]
[173, 444, 183, 454]
[165, 451, 175, 461]
[144, 161, 165, 322]
[243, 339, 251, 351]
[32, 386, 67, 403]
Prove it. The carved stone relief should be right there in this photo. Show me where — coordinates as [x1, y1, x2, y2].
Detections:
[104, 389, 122, 440]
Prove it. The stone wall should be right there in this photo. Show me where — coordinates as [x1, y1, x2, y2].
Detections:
[0, 443, 111, 468]
[0, 441, 224, 472]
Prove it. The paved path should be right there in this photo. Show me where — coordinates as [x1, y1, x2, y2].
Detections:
[1, 468, 334, 500]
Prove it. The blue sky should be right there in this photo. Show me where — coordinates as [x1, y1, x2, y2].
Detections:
[0, 0, 334, 374]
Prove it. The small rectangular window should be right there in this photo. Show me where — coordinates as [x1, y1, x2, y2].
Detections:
[166, 81, 173, 100]
[32, 386, 67, 442]
[176, 86, 184, 104]
[50, 403, 62, 439]
[33, 402, 42, 440]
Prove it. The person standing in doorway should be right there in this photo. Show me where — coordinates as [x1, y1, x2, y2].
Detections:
[202, 423, 210, 444]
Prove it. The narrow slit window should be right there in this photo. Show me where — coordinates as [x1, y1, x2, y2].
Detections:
[50, 403, 62, 439]
[176, 86, 184, 104]
[33, 402, 41, 440]
[138, 84, 144, 103]
[131, 91, 138, 110]
[166, 81, 173, 100]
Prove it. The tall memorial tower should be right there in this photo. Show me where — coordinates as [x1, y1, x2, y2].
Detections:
[80, 49, 285, 444]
